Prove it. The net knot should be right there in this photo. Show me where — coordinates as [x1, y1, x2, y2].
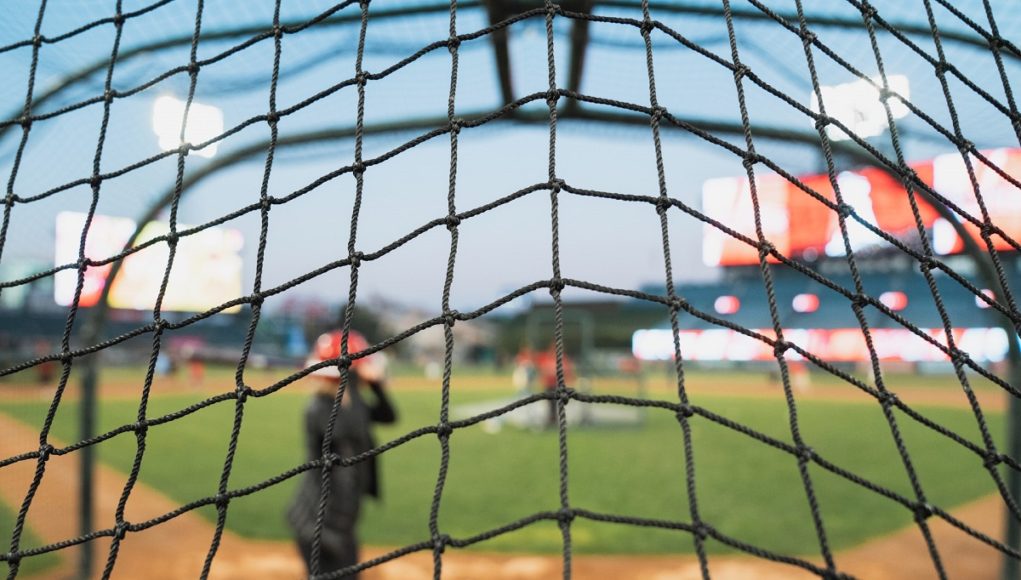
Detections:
[858, 2, 877, 19]
[742, 151, 764, 166]
[349, 251, 364, 268]
[17, 116, 32, 129]
[114, 521, 129, 540]
[655, 196, 671, 214]
[433, 533, 450, 553]
[260, 196, 273, 212]
[980, 223, 996, 238]
[4, 552, 19, 565]
[32, 35, 42, 48]
[238, 385, 255, 403]
[877, 86, 894, 103]
[949, 350, 971, 366]
[546, 89, 560, 106]
[758, 240, 776, 258]
[852, 293, 869, 308]
[250, 292, 265, 306]
[796, 445, 815, 464]
[984, 452, 1003, 469]
[187, 61, 199, 76]
[153, 318, 168, 333]
[337, 355, 352, 369]
[445, 214, 461, 230]
[677, 404, 695, 420]
[89, 175, 103, 189]
[272, 24, 283, 39]
[113, 12, 125, 27]
[266, 111, 280, 125]
[179, 143, 191, 157]
[800, 30, 816, 44]
[954, 136, 974, 152]
[4, 193, 16, 206]
[550, 178, 565, 194]
[355, 71, 369, 86]
[215, 494, 229, 509]
[558, 387, 574, 404]
[933, 60, 950, 76]
[669, 296, 687, 310]
[436, 422, 453, 438]
[60, 350, 73, 364]
[876, 390, 899, 407]
[443, 310, 459, 327]
[549, 278, 565, 295]
[640, 18, 655, 35]
[448, 36, 461, 51]
[913, 502, 934, 522]
[650, 105, 667, 122]
[836, 203, 855, 219]
[449, 118, 463, 135]
[325, 452, 341, 468]
[733, 63, 750, 80]
[814, 116, 831, 132]
[351, 161, 366, 175]
[556, 508, 576, 525]
[693, 523, 709, 540]
[773, 340, 790, 357]
[38, 443, 54, 461]
[918, 256, 938, 273]
[165, 231, 179, 246]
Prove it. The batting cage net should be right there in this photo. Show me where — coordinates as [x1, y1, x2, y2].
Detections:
[1, 0, 1021, 579]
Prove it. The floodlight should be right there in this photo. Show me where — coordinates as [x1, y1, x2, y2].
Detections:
[810, 75, 910, 141]
[152, 95, 224, 158]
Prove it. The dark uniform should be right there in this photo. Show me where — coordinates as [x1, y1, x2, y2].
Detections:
[287, 376, 396, 577]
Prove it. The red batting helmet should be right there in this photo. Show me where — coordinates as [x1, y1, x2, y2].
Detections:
[307, 329, 370, 378]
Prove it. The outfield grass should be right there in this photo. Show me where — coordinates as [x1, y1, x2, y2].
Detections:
[0, 500, 60, 577]
[0, 379, 1004, 556]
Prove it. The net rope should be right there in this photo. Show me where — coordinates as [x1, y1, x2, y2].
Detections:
[0, 1, 1019, 579]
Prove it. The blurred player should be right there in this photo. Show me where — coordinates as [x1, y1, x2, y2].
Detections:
[286, 329, 397, 578]
[532, 343, 575, 428]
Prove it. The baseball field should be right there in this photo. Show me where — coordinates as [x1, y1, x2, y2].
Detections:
[0, 366, 1009, 577]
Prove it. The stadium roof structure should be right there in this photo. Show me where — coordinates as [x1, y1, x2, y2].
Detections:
[3, 0, 1018, 294]
[3, 0, 1019, 180]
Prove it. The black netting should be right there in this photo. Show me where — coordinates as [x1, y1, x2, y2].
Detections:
[1, 1, 1021, 579]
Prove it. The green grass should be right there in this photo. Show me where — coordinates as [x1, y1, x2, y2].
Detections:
[0, 383, 1003, 556]
[0, 500, 60, 577]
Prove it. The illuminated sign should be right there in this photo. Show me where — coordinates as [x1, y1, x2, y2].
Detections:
[54, 212, 244, 312]
[703, 148, 1021, 267]
[633, 327, 1010, 363]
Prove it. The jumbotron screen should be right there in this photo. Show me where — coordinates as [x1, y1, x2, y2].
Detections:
[702, 147, 1021, 267]
[54, 211, 244, 312]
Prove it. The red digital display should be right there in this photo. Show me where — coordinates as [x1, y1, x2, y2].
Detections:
[702, 148, 1021, 266]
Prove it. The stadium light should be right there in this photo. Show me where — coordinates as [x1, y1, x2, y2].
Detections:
[976, 289, 995, 309]
[714, 295, 740, 315]
[152, 95, 224, 158]
[810, 75, 910, 141]
[879, 291, 908, 311]
[792, 293, 820, 313]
